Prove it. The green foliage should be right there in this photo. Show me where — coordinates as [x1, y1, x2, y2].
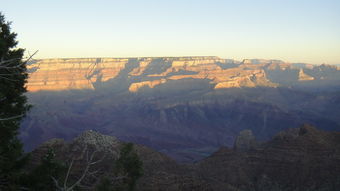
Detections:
[22, 148, 66, 190]
[95, 176, 115, 191]
[96, 143, 143, 191]
[115, 143, 143, 191]
[0, 12, 30, 190]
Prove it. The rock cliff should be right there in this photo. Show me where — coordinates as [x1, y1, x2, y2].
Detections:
[22, 57, 340, 163]
[27, 58, 129, 91]
[26, 57, 339, 92]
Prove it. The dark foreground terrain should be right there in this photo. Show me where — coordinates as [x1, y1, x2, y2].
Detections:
[30, 124, 340, 191]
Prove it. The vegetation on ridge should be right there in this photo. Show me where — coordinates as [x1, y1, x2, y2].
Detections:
[23, 142, 143, 191]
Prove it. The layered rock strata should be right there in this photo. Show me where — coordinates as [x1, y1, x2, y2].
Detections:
[27, 57, 339, 92]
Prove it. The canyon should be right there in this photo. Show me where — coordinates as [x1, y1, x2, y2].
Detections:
[27, 57, 340, 92]
[22, 57, 340, 162]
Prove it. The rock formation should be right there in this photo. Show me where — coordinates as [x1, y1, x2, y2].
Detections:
[129, 79, 167, 92]
[26, 57, 339, 92]
[22, 57, 340, 162]
[298, 68, 315, 81]
[27, 58, 129, 91]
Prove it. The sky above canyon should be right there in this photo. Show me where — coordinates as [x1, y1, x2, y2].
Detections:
[1, 0, 340, 65]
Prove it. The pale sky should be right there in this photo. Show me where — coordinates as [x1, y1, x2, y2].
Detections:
[1, 0, 340, 65]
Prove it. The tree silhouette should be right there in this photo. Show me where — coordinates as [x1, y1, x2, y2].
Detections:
[0, 12, 30, 190]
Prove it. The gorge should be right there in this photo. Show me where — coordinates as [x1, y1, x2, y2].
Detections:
[22, 57, 340, 162]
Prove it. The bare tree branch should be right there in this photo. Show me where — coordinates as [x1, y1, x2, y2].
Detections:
[0, 114, 23, 121]
[0, 75, 20, 81]
[53, 146, 104, 191]
[63, 159, 74, 189]
[0, 51, 38, 121]
[51, 176, 62, 190]
[0, 50, 38, 69]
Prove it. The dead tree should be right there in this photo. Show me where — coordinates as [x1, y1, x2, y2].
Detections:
[51, 146, 105, 191]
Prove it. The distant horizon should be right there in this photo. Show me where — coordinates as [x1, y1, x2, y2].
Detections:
[30, 56, 337, 65]
[2, 0, 340, 65]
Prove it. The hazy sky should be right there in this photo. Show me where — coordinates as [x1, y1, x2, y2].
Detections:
[2, 0, 340, 64]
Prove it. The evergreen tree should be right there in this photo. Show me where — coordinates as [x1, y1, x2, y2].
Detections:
[97, 143, 143, 191]
[0, 12, 30, 189]
[22, 148, 66, 190]
[114, 143, 143, 191]
[95, 177, 114, 191]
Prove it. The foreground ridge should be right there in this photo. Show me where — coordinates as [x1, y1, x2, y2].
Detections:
[30, 125, 340, 190]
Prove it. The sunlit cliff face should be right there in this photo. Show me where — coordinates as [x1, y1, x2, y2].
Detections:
[26, 57, 339, 92]
[26, 58, 128, 92]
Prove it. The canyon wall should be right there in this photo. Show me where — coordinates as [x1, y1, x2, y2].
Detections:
[23, 57, 340, 162]
[27, 57, 339, 92]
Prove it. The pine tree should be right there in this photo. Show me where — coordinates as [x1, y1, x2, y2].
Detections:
[115, 143, 143, 191]
[22, 148, 66, 190]
[0, 12, 30, 189]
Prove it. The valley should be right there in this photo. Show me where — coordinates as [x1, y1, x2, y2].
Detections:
[22, 57, 340, 162]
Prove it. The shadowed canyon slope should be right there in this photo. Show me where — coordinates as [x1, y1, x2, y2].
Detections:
[22, 57, 340, 162]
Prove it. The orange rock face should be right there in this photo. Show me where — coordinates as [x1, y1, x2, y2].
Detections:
[214, 69, 276, 89]
[27, 58, 128, 92]
[129, 79, 167, 92]
[28, 57, 332, 92]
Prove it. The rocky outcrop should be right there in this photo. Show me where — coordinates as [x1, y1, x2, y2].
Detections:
[214, 69, 277, 88]
[73, 130, 120, 153]
[298, 69, 315, 81]
[129, 79, 167, 92]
